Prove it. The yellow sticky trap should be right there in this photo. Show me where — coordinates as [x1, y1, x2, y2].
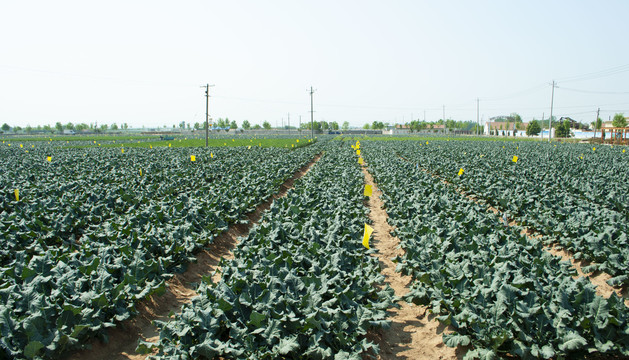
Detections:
[140, 169, 143, 176]
[364, 184, 373, 197]
[351, 145, 355, 149]
[14, 189, 19, 201]
[94, 141, 96, 144]
[358, 157, 364, 165]
[46, 156, 51, 162]
[296, 139, 299, 143]
[190, 155, 196, 162]
[20, 144, 23, 148]
[31, 145, 34, 148]
[259, 143, 262, 147]
[458, 168, 464, 176]
[7, 144, 10, 146]
[169, 143, 172, 147]
[426, 141, 429, 145]
[292, 144, 294, 148]
[121, 148, 124, 153]
[232, 139, 235, 142]
[248, 145, 251, 149]
[363, 224, 373, 249]
[224, 143, 226, 146]
[593, 147, 596, 151]
[211, 153, 214, 158]
[98, 144, 101, 146]
[150, 145, 153, 149]
[512, 156, 518, 163]
[623, 149, 626, 153]
[356, 149, 361, 156]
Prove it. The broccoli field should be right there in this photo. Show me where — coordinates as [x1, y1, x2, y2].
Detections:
[1, 136, 628, 359]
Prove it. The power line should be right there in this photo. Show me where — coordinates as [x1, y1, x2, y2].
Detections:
[556, 62, 629, 83]
[556, 86, 629, 95]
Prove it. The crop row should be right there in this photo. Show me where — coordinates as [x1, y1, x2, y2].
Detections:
[362, 142, 629, 359]
[0, 144, 320, 359]
[145, 146, 393, 359]
[390, 140, 629, 287]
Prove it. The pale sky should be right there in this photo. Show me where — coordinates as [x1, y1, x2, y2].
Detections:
[2, 0, 629, 129]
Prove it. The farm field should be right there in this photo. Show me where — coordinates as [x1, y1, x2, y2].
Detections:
[1, 136, 628, 359]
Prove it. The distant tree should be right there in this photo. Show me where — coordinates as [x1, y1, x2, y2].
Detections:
[25, 125, 33, 134]
[1, 123, 10, 131]
[55, 122, 63, 133]
[262, 121, 271, 129]
[511, 113, 523, 123]
[65, 122, 74, 130]
[363, 123, 370, 129]
[555, 121, 568, 138]
[242, 120, 251, 130]
[612, 113, 627, 128]
[123, 123, 129, 130]
[187, 123, 190, 130]
[111, 123, 119, 130]
[14, 126, 22, 132]
[75, 123, 88, 131]
[100, 124, 108, 132]
[179, 121, 185, 129]
[329, 121, 339, 130]
[526, 120, 541, 136]
[342, 121, 349, 131]
[43, 125, 52, 133]
[253, 124, 262, 129]
[230, 120, 237, 129]
[371, 121, 385, 129]
[194, 122, 201, 130]
[595, 117, 602, 130]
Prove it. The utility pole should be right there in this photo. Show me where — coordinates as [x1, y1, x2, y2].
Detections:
[299, 115, 302, 133]
[442, 105, 445, 121]
[548, 80, 555, 142]
[594, 107, 600, 139]
[424, 110, 426, 122]
[288, 113, 290, 134]
[308, 86, 315, 139]
[476, 98, 480, 136]
[202, 84, 215, 147]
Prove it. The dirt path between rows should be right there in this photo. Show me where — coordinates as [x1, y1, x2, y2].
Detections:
[361, 165, 465, 360]
[397, 154, 628, 307]
[67, 153, 323, 360]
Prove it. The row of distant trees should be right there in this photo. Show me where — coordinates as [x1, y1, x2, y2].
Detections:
[1, 122, 130, 134]
[2, 113, 626, 135]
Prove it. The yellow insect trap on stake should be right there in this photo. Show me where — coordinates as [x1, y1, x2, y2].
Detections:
[358, 157, 364, 165]
[46, 156, 52, 162]
[364, 184, 373, 197]
[512, 156, 518, 163]
[458, 168, 464, 176]
[356, 149, 361, 156]
[14, 189, 19, 202]
[190, 155, 196, 162]
[363, 223, 373, 249]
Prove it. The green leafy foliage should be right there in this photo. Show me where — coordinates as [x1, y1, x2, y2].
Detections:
[0, 143, 321, 358]
[150, 147, 394, 359]
[361, 140, 629, 359]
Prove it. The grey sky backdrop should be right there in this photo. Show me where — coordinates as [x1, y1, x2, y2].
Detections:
[2, 0, 629, 129]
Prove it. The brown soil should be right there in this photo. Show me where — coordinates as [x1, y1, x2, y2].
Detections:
[67, 153, 323, 360]
[361, 164, 465, 360]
